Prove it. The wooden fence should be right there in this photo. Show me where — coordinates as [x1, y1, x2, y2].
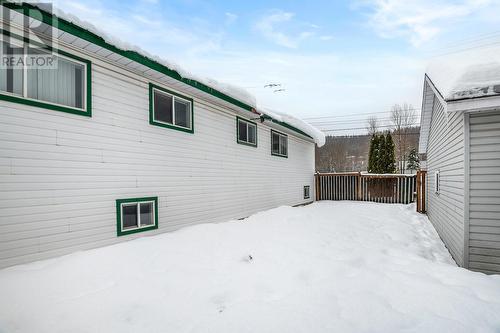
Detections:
[315, 172, 427, 212]
[415, 170, 427, 213]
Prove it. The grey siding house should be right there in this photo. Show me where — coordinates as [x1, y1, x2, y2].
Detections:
[419, 67, 500, 274]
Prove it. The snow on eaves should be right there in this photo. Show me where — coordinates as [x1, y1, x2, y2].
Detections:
[426, 45, 500, 102]
[258, 108, 326, 147]
[27, 2, 257, 107]
[447, 63, 500, 101]
[20, 1, 324, 145]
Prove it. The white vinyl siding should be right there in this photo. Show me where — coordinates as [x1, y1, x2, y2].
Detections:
[468, 111, 500, 274]
[0, 47, 315, 268]
[426, 96, 465, 266]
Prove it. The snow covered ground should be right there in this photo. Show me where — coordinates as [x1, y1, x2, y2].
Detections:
[1, 202, 500, 333]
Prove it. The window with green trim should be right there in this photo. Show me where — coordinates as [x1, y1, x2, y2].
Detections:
[149, 83, 194, 133]
[116, 197, 158, 236]
[271, 130, 288, 157]
[0, 40, 91, 116]
[237, 117, 257, 147]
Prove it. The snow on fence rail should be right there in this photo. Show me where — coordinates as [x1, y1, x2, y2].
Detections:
[315, 172, 427, 211]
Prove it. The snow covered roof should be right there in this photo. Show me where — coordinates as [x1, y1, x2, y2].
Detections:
[3, 1, 325, 146]
[420, 48, 500, 155]
[447, 63, 500, 101]
[259, 108, 326, 147]
[426, 46, 500, 102]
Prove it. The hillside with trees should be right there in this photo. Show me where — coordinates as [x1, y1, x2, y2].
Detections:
[316, 127, 419, 173]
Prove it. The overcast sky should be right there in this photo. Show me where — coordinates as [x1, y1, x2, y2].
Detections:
[54, 0, 500, 134]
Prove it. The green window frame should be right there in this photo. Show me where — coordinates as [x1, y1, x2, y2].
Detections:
[236, 116, 257, 147]
[116, 197, 158, 237]
[0, 31, 92, 117]
[271, 129, 288, 158]
[149, 83, 194, 133]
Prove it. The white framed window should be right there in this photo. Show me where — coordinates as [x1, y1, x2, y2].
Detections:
[435, 170, 440, 194]
[0, 40, 90, 116]
[271, 130, 288, 157]
[304, 185, 310, 199]
[237, 117, 257, 147]
[116, 197, 158, 236]
[150, 83, 193, 133]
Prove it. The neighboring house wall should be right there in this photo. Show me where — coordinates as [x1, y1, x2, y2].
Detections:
[426, 96, 465, 266]
[468, 110, 500, 274]
[0, 49, 315, 268]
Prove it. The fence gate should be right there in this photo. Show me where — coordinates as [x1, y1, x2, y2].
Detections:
[315, 172, 427, 212]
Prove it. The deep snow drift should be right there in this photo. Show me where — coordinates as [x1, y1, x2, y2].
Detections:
[0, 202, 500, 332]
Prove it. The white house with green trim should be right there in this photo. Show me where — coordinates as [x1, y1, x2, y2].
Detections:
[0, 2, 324, 268]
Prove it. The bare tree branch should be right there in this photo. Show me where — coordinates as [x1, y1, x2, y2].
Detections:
[366, 116, 378, 135]
[391, 103, 416, 173]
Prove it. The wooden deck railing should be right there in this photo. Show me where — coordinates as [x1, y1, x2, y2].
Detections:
[315, 172, 427, 212]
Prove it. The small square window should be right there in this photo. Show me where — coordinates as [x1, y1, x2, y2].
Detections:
[237, 117, 257, 147]
[150, 84, 193, 133]
[304, 186, 310, 199]
[271, 130, 288, 157]
[116, 197, 158, 236]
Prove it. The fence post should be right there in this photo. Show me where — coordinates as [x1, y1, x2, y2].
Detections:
[416, 171, 421, 212]
[421, 171, 427, 213]
[315, 173, 320, 201]
[356, 173, 362, 201]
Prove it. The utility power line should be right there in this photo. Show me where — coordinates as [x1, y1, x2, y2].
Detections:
[303, 108, 421, 120]
[320, 124, 421, 133]
[309, 116, 420, 126]
[427, 30, 500, 53]
[431, 40, 500, 57]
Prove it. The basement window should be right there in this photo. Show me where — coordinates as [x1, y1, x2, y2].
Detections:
[271, 130, 288, 157]
[435, 170, 440, 194]
[150, 83, 193, 133]
[237, 117, 257, 147]
[0, 40, 91, 116]
[116, 197, 158, 236]
[304, 185, 310, 199]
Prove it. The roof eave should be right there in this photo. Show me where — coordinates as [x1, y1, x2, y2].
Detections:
[447, 95, 500, 113]
[3, 1, 314, 140]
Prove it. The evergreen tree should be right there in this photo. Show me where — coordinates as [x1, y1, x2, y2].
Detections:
[368, 134, 377, 173]
[407, 148, 420, 172]
[375, 133, 385, 173]
[384, 132, 396, 173]
[368, 132, 396, 174]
